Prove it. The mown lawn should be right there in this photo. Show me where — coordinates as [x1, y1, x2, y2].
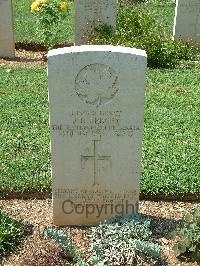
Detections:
[142, 64, 200, 195]
[0, 68, 50, 193]
[0, 64, 199, 195]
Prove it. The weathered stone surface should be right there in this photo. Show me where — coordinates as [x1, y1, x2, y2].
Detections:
[48, 45, 147, 225]
[0, 0, 15, 58]
[74, 0, 117, 45]
[173, 0, 200, 48]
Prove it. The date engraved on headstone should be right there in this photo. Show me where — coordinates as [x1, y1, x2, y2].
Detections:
[75, 64, 119, 107]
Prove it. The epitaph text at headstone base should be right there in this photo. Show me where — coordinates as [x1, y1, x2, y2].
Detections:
[48, 45, 147, 225]
[173, 0, 200, 48]
[74, 0, 117, 45]
[0, 0, 15, 58]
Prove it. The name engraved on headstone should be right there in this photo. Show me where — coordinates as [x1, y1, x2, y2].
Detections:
[52, 109, 141, 138]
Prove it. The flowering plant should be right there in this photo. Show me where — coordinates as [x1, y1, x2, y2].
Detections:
[31, 0, 68, 49]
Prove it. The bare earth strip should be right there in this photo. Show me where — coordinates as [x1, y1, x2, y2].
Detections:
[0, 49, 46, 68]
[0, 199, 199, 266]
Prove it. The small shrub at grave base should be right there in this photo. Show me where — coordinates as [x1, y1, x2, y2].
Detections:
[44, 228, 84, 264]
[90, 1, 195, 68]
[171, 208, 200, 264]
[43, 215, 161, 265]
[31, 0, 69, 49]
[90, 215, 161, 265]
[0, 212, 25, 259]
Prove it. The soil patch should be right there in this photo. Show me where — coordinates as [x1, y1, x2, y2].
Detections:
[0, 49, 47, 68]
[1, 191, 200, 202]
[0, 43, 75, 68]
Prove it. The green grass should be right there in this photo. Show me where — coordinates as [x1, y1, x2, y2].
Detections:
[0, 68, 51, 193]
[13, 0, 74, 44]
[142, 64, 200, 195]
[0, 212, 25, 259]
[0, 64, 199, 195]
[140, 0, 175, 35]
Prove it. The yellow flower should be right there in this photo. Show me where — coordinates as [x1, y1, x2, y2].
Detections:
[31, 0, 46, 13]
[59, 1, 67, 12]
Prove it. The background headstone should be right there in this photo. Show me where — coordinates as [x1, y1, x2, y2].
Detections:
[173, 0, 200, 48]
[48, 45, 147, 225]
[74, 0, 117, 45]
[0, 0, 15, 58]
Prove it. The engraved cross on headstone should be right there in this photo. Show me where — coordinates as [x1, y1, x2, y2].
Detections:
[81, 140, 111, 186]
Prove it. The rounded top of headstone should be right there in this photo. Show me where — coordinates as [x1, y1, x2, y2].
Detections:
[48, 45, 147, 58]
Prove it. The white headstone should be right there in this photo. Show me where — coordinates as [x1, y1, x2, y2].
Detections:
[173, 0, 200, 48]
[74, 0, 117, 45]
[48, 45, 147, 226]
[0, 0, 15, 58]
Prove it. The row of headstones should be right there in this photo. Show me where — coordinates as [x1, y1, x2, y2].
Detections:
[0, 0, 199, 59]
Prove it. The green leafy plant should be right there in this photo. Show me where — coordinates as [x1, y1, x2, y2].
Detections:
[0, 211, 24, 259]
[31, 0, 68, 49]
[43, 215, 161, 265]
[90, 215, 161, 265]
[90, 1, 195, 68]
[171, 209, 200, 263]
[44, 228, 85, 264]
